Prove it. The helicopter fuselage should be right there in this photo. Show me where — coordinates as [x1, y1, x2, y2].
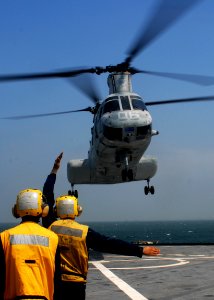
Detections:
[67, 73, 158, 188]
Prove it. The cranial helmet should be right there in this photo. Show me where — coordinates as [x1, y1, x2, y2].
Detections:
[55, 195, 82, 219]
[12, 189, 49, 218]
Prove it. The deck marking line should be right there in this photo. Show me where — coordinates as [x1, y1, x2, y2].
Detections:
[90, 258, 189, 270]
[92, 261, 148, 300]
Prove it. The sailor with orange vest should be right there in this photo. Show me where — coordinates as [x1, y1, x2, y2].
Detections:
[0, 188, 61, 300]
[42, 153, 160, 300]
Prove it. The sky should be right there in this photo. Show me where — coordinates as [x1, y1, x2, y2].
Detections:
[1, 0, 214, 223]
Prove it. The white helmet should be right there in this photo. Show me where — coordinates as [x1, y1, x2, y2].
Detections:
[55, 195, 82, 219]
[12, 189, 49, 218]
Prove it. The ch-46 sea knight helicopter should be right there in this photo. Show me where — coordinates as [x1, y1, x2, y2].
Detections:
[1, 0, 214, 195]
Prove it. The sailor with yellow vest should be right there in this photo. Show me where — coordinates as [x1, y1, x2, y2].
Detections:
[49, 195, 88, 286]
[42, 153, 160, 300]
[0, 188, 61, 300]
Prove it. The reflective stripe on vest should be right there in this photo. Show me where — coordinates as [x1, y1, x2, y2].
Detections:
[15, 296, 48, 299]
[10, 234, 49, 247]
[51, 225, 83, 238]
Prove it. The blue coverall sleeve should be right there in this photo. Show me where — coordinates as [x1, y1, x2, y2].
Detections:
[86, 227, 143, 257]
[42, 173, 57, 228]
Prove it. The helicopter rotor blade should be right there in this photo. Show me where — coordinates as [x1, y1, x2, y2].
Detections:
[1, 107, 93, 120]
[0, 67, 97, 83]
[125, 0, 201, 65]
[68, 73, 101, 105]
[135, 70, 214, 86]
[145, 95, 214, 107]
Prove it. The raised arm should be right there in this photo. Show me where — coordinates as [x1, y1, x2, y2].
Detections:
[42, 152, 63, 228]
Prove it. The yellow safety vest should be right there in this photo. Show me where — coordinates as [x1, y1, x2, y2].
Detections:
[0, 221, 58, 300]
[49, 219, 89, 283]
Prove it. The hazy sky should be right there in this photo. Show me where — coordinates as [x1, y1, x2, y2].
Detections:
[1, 0, 214, 223]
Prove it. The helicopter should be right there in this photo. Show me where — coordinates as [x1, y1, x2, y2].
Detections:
[1, 0, 214, 196]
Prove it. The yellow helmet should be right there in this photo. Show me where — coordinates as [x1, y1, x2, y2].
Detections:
[12, 188, 48, 218]
[55, 195, 82, 219]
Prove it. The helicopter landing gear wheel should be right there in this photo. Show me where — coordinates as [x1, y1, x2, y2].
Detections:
[144, 180, 155, 195]
[74, 190, 78, 198]
[150, 185, 155, 195]
[144, 186, 149, 195]
[69, 185, 79, 198]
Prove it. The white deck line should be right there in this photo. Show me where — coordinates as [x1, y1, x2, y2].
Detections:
[92, 261, 148, 300]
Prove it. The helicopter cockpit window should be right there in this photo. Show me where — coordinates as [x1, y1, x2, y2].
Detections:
[103, 100, 120, 114]
[131, 96, 147, 111]
[120, 96, 131, 110]
[105, 96, 119, 102]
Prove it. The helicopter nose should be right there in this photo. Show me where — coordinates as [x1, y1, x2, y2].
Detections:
[123, 124, 152, 142]
[123, 126, 135, 142]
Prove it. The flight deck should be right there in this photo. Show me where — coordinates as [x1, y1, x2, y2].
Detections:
[86, 245, 214, 299]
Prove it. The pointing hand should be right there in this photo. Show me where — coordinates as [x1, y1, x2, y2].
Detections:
[143, 246, 160, 256]
[51, 152, 63, 174]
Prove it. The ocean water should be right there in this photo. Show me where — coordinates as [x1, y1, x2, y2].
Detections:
[1, 220, 214, 244]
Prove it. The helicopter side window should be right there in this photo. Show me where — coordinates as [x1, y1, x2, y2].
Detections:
[103, 100, 120, 114]
[120, 96, 131, 110]
[131, 96, 147, 111]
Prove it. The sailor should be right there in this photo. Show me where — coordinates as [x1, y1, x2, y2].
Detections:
[0, 188, 61, 300]
[42, 153, 160, 300]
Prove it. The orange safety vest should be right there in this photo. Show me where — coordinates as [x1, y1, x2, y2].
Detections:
[0, 221, 58, 300]
[49, 219, 89, 283]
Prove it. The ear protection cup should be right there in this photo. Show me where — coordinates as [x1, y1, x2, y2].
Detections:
[77, 205, 83, 217]
[41, 204, 49, 218]
[12, 204, 20, 219]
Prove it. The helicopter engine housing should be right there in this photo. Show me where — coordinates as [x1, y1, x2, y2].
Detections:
[67, 159, 91, 184]
[67, 155, 158, 185]
[135, 156, 157, 180]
